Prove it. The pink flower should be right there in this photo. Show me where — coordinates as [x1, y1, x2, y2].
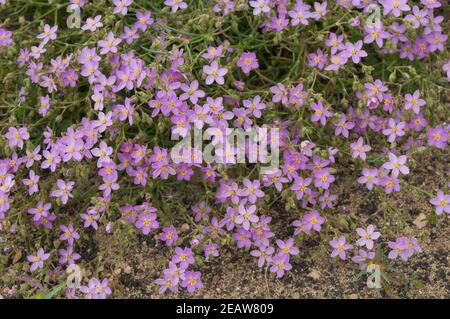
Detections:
[37, 24, 58, 44]
[343, 40, 367, 64]
[80, 277, 112, 299]
[329, 236, 353, 260]
[404, 90, 426, 114]
[350, 137, 371, 160]
[164, 0, 187, 12]
[27, 248, 50, 272]
[358, 168, 379, 190]
[51, 179, 75, 205]
[235, 204, 259, 230]
[356, 225, 381, 250]
[429, 190, 450, 215]
[427, 126, 448, 149]
[236, 52, 259, 74]
[382, 152, 409, 177]
[203, 61, 228, 85]
[382, 119, 406, 143]
[113, 0, 133, 15]
[82, 15, 103, 32]
[97, 32, 122, 55]
[380, 0, 410, 17]
[249, 0, 270, 15]
[270, 253, 292, 278]
[22, 170, 39, 195]
[5, 126, 29, 149]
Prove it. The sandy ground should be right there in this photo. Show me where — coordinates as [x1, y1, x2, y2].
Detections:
[98, 150, 449, 299]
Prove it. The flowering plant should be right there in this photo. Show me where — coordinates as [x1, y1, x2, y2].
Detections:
[0, 0, 448, 299]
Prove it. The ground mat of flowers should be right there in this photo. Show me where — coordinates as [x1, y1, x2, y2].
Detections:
[0, 0, 449, 299]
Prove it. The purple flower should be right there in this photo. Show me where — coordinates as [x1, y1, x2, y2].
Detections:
[421, 0, 441, 9]
[270, 83, 289, 105]
[5, 127, 29, 149]
[135, 211, 159, 235]
[249, 0, 270, 15]
[427, 126, 448, 149]
[308, 48, 327, 70]
[312, 1, 327, 19]
[202, 45, 224, 60]
[288, 1, 312, 26]
[60, 224, 80, 245]
[203, 61, 228, 85]
[120, 26, 139, 44]
[405, 6, 428, 29]
[192, 201, 212, 222]
[97, 32, 121, 55]
[429, 190, 450, 215]
[356, 225, 381, 250]
[352, 250, 375, 270]
[233, 227, 252, 248]
[329, 236, 353, 260]
[80, 208, 99, 230]
[243, 95, 266, 118]
[164, 0, 187, 12]
[22, 170, 39, 195]
[380, 0, 410, 17]
[358, 168, 379, 190]
[382, 152, 409, 177]
[238, 179, 264, 204]
[180, 80, 205, 104]
[314, 168, 335, 189]
[235, 204, 259, 230]
[0, 191, 9, 217]
[426, 32, 447, 53]
[237, 52, 259, 74]
[82, 15, 103, 32]
[343, 40, 367, 64]
[409, 113, 428, 132]
[68, 0, 86, 10]
[113, 0, 133, 15]
[270, 253, 292, 278]
[325, 33, 345, 55]
[160, 226, 179, 246]
[310, 101, 332, 126]
[334, 115, 354, 138]
[250, 245, 274, 267]
[303, 210, 325, 233]
[80, 278, 112, 299]
[388, 237, 422, 261]
[365, 79, 388, 101]
[51, 179, 75, 205]
[204, 243, 219, 258]
[181, 271, 203, 294]
[380, 174, 401, 194]
[27, 248, 50, 272]
[172, 247, 194, 269]
[58, 246, 81, 265]
[37, 24, 58, 44]
[262, 169, 288, 192]
[268, 15, 289, 32]
[190, 104, 212, 129]
[325, 53, 348, 71]
[155, 276, 178, 294]
[232, 107, 252, 129]
[134, 11, 153, 32]
[350, 137, 371, 160]
[404, 90, 426, 114]
[0, 28, 13, 47]
[382, 119, 406, 143]
[276, 238, 299, 256]
[364, 21, 390, 48]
